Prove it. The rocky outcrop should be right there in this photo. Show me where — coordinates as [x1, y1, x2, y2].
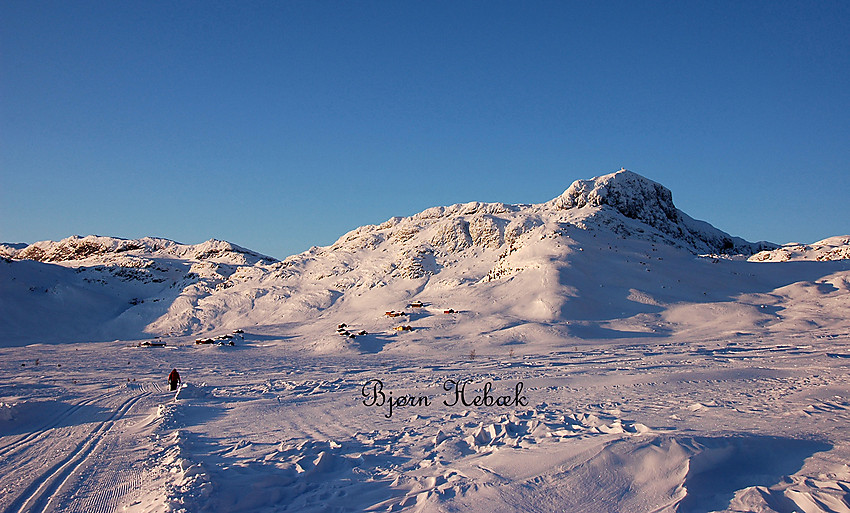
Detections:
[550, 169, 773, 254]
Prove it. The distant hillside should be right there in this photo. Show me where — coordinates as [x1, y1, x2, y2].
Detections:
[748, 236, 850, 262]
[0, 235, 276, 265]
[2, 169, 847, 348]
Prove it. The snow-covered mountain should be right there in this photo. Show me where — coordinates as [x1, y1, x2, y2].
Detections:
[748, 236, 850, 262]
[0, 235, 276, 265]
[4, 170, 849, 513]
[0, 237, 278, 343]
[2, 169, 847, 347]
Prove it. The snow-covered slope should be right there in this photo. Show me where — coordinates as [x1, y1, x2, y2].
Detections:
[0, 236, 278, 344]
[2, 169, 847, 348]
[3, 170, 850, 513]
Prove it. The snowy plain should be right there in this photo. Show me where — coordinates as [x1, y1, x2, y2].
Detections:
[1, 170, 849, 512]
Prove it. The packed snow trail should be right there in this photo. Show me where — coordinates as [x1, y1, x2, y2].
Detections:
[1, 386, 160, 513]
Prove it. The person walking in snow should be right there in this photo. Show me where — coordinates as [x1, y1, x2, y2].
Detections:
[168, 368, 181, 391]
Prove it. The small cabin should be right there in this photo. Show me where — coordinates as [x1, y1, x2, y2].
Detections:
[408, 301, 424, 308]
[443, 309, 456, 314]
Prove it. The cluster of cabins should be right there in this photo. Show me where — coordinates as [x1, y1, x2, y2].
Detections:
[385, 302, 455, 317]
[137, 330, 247, 348]
[195, 329, 244, 346]
[382, 302, 458, 332]
[138, 339, 167, 347]
[337, 324, 368, 339]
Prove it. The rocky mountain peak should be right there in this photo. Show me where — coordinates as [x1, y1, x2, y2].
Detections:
[549, 169, 769, 254]
[551, 169, 680, 227]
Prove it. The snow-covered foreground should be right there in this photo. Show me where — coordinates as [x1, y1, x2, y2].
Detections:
[2, 170, 849, 512]
[1, 329, 849, 513]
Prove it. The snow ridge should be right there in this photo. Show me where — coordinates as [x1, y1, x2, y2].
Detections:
[749, 236, 850, 262]
[0, 235, 277, 266]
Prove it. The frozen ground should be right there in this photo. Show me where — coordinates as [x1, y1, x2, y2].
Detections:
[1, 170, 849, 512]
[1, 329, 848, 513]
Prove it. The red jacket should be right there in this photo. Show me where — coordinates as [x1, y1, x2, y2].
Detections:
[168, 369, 180, 383]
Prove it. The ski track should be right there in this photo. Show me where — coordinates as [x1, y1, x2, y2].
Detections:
[3, 390, 150, 513]
[62, 455, 144, 513]
[0, 393, 115, 462]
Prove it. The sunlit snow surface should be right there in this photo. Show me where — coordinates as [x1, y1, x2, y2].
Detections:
[2, 333, 848, 512]
[1, 171, 849, 512]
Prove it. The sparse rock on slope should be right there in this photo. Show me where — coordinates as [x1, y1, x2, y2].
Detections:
[2, 169, 847, 346]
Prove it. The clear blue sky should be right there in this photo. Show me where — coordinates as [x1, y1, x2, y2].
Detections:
[2, 1, 848, 259]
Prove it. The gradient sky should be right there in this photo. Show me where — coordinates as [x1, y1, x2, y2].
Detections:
[2, 1, 848, 259]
